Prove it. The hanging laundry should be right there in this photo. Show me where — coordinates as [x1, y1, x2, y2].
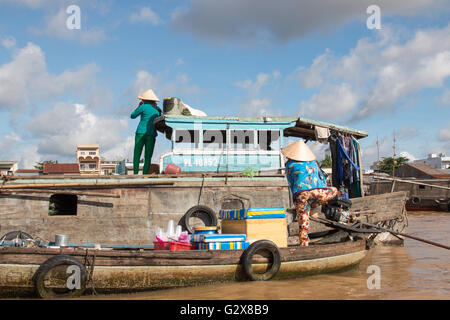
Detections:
[314, 126, 330, 143]
[336, 137, 359, 187]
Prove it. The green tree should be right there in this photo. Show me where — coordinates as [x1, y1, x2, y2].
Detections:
[379, 156, 409, 175]
[320, 155, 332, 168]
[34, 160, 58, 170]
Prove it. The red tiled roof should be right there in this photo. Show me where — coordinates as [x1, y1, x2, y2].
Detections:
[15, 169, 41, 173]
[42, 163, 80, 174]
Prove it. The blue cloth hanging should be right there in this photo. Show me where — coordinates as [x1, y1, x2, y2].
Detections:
[336, 138, 359, 186]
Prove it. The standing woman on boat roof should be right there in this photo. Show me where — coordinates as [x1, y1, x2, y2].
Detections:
[130, 89, 162, 174]
[282, 140, 338, 246]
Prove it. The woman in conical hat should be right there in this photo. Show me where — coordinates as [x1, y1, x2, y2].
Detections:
[130, 89, 162, 175]
[282, 140, 338, 246]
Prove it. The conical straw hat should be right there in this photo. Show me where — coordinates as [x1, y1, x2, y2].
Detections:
[281, 139, 316, 161]
[138, 89, 160, 102]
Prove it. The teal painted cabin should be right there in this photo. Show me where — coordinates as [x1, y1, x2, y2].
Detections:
[154, 115, 368, 174]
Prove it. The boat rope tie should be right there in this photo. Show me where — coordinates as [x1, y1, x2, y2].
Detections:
[84, 249, 98, 295]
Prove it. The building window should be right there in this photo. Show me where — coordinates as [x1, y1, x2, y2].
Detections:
[49, 194, 77, 216]
[89, 164, 97, 169]
[80, 164, 86, 170]
[89, 151, 96, 155]
[80, 151, 85, 155]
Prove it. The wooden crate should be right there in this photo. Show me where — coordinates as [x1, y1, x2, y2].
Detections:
[220, 218, 288, 248]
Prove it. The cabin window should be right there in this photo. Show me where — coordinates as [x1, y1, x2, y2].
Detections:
[230, 130, 255, 150]
[175, 130, 199, 149]
[49, 194, 77, 216]
[258, 130, 281, 150]
[203, 130, 227, 150]
[419, 185, 425, 190]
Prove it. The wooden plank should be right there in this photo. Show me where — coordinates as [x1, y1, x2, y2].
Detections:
[0, 181, 174, 190]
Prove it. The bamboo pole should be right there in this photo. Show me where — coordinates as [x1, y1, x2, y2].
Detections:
[0, 189, 120, 198]
[372, 175, 450, 191]
[359, 221, 450, 250]
[0, 180, 174, 190]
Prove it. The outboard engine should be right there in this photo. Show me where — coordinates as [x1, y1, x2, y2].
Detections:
[321, 197, 352, 223]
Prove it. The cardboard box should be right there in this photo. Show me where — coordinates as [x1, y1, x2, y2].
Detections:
[220, 218, 288, 248]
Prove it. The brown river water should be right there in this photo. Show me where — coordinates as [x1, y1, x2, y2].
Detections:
[88, 211, 449, 300]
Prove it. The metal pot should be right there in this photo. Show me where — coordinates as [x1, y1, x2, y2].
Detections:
[55, 234, 69, 247]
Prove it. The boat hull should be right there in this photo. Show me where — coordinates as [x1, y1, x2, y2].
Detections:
[0, 239, 367, 297]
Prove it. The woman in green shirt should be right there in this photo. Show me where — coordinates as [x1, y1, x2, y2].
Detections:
[130, 89, 162, 174]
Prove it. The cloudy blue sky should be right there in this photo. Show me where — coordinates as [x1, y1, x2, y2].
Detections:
[0, 0, 449, 169]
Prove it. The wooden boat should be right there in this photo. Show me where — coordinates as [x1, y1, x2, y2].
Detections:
[0, 236, 368, 299]
[369, 177, 450, 212]
[0, 115, 408, 298]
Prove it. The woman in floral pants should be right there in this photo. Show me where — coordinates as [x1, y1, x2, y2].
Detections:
[294, 187, 338, 246]
[282, 140, 338, 246]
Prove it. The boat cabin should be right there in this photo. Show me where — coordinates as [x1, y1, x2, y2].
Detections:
[154, 114, 368, 197]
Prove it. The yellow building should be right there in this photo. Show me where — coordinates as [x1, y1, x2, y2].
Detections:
[76, 145, 100, 175]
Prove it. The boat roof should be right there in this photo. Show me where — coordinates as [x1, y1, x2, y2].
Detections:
[154, 115, 368, 140]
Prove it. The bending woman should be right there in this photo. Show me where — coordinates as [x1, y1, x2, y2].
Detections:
[282, 140, 338, 246]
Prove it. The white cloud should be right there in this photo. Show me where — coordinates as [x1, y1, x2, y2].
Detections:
[25, 102, 129, 158]
[234, 72, 271, 94]
[1, 36, 16, 49]
[438, 128, 450, 142]
[130, 6, 161, 25]
[437, 88, 450, 106]
[126, 70, 200, 107]
[240, 98, 272, 116]
[30, 8, 107, 44]
[0, 42, 102, 111]
[299, 83, 358, 120]
[396, 126, 419, 140]
[176, 58, 185, 66]
[0, 0, 51, 8]
[0, 132, 21, 153]
[297, 24, 450, 122]
[399, 151, 417, 161]
[234, 71, 281, 116]
[171, 0, 448, 44]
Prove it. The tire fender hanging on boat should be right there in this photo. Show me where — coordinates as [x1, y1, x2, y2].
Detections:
[411, 197, 421, 205]
[241, 240, 281, 281]
[179, 205, 218, 234]
[0, 230, 33, 241]
[33, 255, 88, 299]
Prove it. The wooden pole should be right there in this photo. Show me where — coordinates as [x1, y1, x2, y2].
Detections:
[0, 180, 174, 190]
[0, 189, 120, 198]
[359, 221, 450, 250]
[372, 175, 450, 191]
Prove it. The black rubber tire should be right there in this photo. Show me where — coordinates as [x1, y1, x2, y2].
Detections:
[179, 205, 218, 234]
[411, 197, 421, 205]
[0, 230, 33, 241]
[241, 240, 281, 281]
[33, 255, 87, 299]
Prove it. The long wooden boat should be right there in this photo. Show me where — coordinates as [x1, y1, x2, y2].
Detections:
[0, 237, 368, 298]
[369, 178, 450, 212]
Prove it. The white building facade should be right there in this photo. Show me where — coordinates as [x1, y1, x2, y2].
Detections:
[414, 153, 450, 169]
